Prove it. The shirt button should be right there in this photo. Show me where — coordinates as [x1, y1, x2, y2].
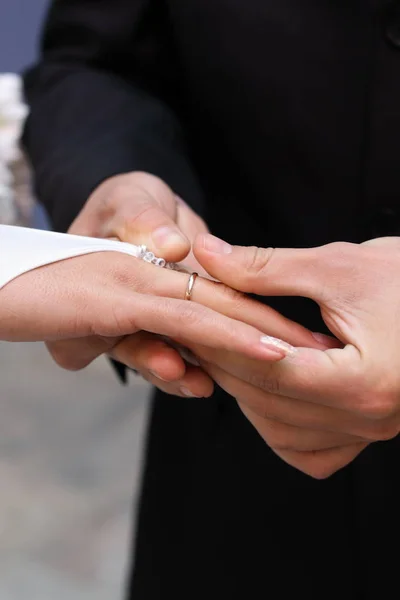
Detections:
[384, 2, 400, 48]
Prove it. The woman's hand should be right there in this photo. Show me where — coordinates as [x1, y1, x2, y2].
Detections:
[0, 246, 322, 396]
[54, 171, 325, 397]
[60, 171, 212, 394]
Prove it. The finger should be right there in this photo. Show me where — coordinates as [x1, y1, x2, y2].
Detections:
[38, 250, 322, 354]
[110, 332, 214, 397]
[102, 174, 190, 261]
[47, 335, 122, 371]
[202, 360, 373, 438]
[261, 344, 395, 421]
[239, 402, 365, 451]
[93, 252, 332, 354]
[103, 291, 292, 362]
[144, 364, 214, 398]
[137, 259, 330, 351]
[175, 197, 212, 278]
[193, 233, 358, 302]
[203, 342, 400, 427]
[362, 236, 400, 249]
[195, 341, 367, 414]
[0, 252, 295, 359]
[175, 196, 209, 240]
[110, 332, 187, 383]
[273, 443, 368, 479]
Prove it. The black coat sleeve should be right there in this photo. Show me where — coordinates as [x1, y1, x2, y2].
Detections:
[23, 0, 204, 232]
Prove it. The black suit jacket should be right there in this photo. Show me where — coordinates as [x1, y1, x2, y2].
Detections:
[24, 2, 400, 598]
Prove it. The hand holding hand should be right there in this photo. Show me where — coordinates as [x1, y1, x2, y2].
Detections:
[190, 234, 400, 477]
[49, 171, 212, 395]
[0, 248, 303, 398]
[53, 172, 320, 399]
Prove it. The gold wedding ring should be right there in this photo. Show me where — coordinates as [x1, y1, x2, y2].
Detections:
[184, 272, 198, 301]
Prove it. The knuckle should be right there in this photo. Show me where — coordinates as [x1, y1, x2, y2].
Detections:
[359, 390, 398, 421]
[121, 204, 160, 233]
[320, 241, 356, 263]
[96, 299, 138, 337]
[254, 401, 274, 421]
[245, 246, 275, 279]
[111, 268, 133, 289]
[262, 421, 289, 451]
[108, 304, 134, 335]
[238, 395, 271, 421]
[277, 450, 339, 480]
[109, 257, 142, 289]
[177, 303, 206, 328]
[302, 444, 366, 480]
[364, 420, 399, 442]
[248, 371, 281, 395]
[307, 462, 337, 480]
[300, 454, 340, 480]
[132, 172, 171, 197]
[292, 452, 342, 480]
[270, 441, 294, 452]
[215, 281, 247, 307]
[108, 184, 167, 226]
[319, 242, 364, 292]
[105, 180, 133, 210]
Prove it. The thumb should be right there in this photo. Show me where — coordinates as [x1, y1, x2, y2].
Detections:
[193, 233, 341, 301]
[110, 176, 190, 263]
[73, 173, 191, 263]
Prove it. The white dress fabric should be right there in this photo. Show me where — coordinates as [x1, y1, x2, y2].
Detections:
[0, 224, 168, 290]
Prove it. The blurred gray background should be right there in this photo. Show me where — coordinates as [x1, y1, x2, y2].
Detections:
[0, 2, 150, 598]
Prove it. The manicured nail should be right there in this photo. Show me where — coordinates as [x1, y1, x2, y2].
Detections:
[260, 336, 297, 357]
[202, 234, 232, 255]
[149, 370, 169, 382]
[151, 226, 187, 250]
[178, 347, 200, 366]
[180, 386, 197, 397]
[312, 332, 341, 349]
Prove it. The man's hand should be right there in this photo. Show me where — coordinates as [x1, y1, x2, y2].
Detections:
[70, 172, 193, 260]
[191, 234, 400, 478]
[50, 171, 211, 396]
[70, 171, 210, 275]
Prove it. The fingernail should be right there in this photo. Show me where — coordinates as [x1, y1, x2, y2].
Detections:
[152, 226, 187, 250]
[202, 234, 232, 255]
[312, 332, 341, 349]
[178, 347, 201, 366]
[149, 370, 169, 382]
[180, 386, 197, 397]
[260, 336, 297, 357]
